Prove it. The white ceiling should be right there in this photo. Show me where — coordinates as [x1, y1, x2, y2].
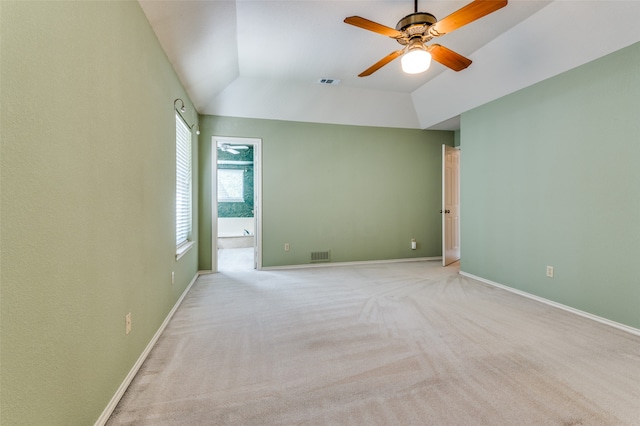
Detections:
[139, 0, 640, 130]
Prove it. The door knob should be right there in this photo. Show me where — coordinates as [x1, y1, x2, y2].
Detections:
[445, 210, 450, 214]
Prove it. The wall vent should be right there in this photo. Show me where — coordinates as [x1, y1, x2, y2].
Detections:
[317, 78, 341, 86]
[311, 250, 331, 262]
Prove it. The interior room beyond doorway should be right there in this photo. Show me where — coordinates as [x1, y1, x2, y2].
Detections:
[216, 139, 258, 271]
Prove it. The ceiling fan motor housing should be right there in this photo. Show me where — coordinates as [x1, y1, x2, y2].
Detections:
[395, 12, 437, 32]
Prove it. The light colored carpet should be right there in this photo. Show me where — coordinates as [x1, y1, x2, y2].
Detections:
[107, 260, 640, 425]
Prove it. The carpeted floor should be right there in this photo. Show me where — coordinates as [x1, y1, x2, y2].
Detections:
[107, 259, 640, 425]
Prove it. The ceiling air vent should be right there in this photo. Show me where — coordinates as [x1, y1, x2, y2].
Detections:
[317, 78, 341, 86]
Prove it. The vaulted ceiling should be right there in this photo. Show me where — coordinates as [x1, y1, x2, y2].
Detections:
[139, 1, 640, 130]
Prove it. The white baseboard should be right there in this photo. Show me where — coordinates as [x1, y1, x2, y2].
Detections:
[459, 271, 640, 337]
[94, 272, 201, 426]
[262, 256, 442, 271]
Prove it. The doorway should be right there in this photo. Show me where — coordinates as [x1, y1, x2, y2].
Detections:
[442, 145, 460, 266]
[212, 136, 262, 272]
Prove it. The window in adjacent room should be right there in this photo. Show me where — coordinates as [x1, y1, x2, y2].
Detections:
[175, 113, 192, 252]
[218, 169, 244, 203]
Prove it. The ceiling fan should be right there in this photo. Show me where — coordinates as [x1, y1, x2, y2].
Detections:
[218, 143, 249, 155]
[344, 0, 507, 76]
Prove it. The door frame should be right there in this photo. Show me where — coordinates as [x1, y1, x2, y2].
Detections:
[211, 136, 262, 272]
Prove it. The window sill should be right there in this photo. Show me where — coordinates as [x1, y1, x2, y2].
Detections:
[176, 240, 195, 261]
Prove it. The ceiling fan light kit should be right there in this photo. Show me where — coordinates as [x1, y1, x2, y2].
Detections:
[401, 47, 432, 74]
[344, 0, 508, 77]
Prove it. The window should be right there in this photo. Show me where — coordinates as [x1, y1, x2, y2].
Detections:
[218, 169, 244, 203]
[176, 113, 192, 247]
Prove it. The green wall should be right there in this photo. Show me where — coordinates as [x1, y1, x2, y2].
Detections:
[199, 116, 452, 269]
[460, 42, 640, 329]
[0, 1, 199, 424]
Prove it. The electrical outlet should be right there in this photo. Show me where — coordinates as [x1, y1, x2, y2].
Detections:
[284, 243, 290, 252]
[171, 271, 175, 285]
[546, 266, 554, 278]
[125, 312, 132, 335]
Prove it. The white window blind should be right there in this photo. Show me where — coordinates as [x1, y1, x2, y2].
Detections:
[176, 113, 192, 246]
[218, 169, 244, 202]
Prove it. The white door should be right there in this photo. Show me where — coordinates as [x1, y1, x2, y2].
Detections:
[442, 145, 460, 266]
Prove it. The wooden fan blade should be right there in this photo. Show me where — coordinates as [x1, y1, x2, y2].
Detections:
[344, 16, 403, 38]
[428, 44, 472, 71]
[429, 0, 508, 37]
[358, 49, 404, 77]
